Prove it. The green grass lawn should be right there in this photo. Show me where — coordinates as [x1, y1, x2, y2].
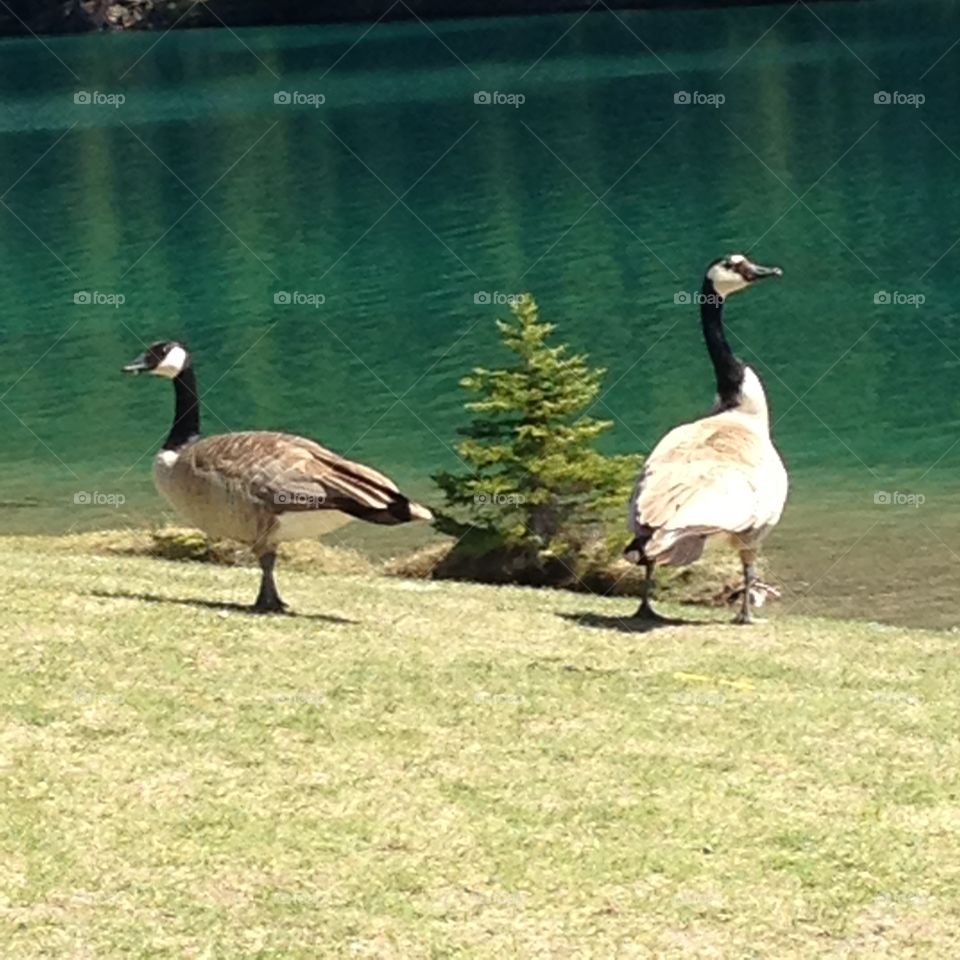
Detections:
[2, 536, 960, 958]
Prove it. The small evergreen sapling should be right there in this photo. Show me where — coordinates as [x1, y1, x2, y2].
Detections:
[434, 295, 640, 577]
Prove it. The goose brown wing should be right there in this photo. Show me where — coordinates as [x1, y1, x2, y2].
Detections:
[182, 432, 429, 522]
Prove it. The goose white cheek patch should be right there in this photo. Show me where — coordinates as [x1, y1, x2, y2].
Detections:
[708, 264, 749, 298]
[154, 345, 187, 378]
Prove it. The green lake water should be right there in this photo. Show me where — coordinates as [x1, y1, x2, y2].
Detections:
[1, 1, 959, 627]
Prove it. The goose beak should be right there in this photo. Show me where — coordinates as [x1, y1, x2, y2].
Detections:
[122, 352, 150, 375]
[747, 263, 783, 282]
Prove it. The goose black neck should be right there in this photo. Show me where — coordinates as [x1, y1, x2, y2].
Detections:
[701, 278, 744, 410]
[164, 366, 200, 451]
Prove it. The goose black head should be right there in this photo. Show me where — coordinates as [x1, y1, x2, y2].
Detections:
[704, 254, 783, 300]
[122, 340, 191, 379]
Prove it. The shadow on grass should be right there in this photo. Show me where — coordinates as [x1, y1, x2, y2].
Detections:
[561, 610, 709, 633]
[91, 590, 356, 624]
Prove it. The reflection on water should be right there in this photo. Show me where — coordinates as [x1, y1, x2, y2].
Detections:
[0, 1, 958, 628]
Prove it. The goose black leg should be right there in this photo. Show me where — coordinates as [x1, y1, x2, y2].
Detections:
[253, 551, 288, 614]
[633, 561, 660, 620]
[733, 555, 758, 625]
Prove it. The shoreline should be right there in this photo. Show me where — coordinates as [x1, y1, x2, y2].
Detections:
[4, 528, 947, 635]
[0, 0, 855, 38]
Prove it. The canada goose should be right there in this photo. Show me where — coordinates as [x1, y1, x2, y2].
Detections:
[123, 340, 432, 613]
[625, 254, 787, 624]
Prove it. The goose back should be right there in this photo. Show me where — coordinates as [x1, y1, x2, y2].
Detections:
[628, 410, 787, 563]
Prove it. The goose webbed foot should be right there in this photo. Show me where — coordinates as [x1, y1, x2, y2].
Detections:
[631, 600, 687, 625]
[632, 600, 666, 622]
[251, 595, 290, 615]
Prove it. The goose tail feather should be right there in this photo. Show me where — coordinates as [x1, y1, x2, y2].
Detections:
[408, 501, 434, 522]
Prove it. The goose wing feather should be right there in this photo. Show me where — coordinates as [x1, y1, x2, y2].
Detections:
[629, 414, 787, 539]
[181, 431, 412, 515]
